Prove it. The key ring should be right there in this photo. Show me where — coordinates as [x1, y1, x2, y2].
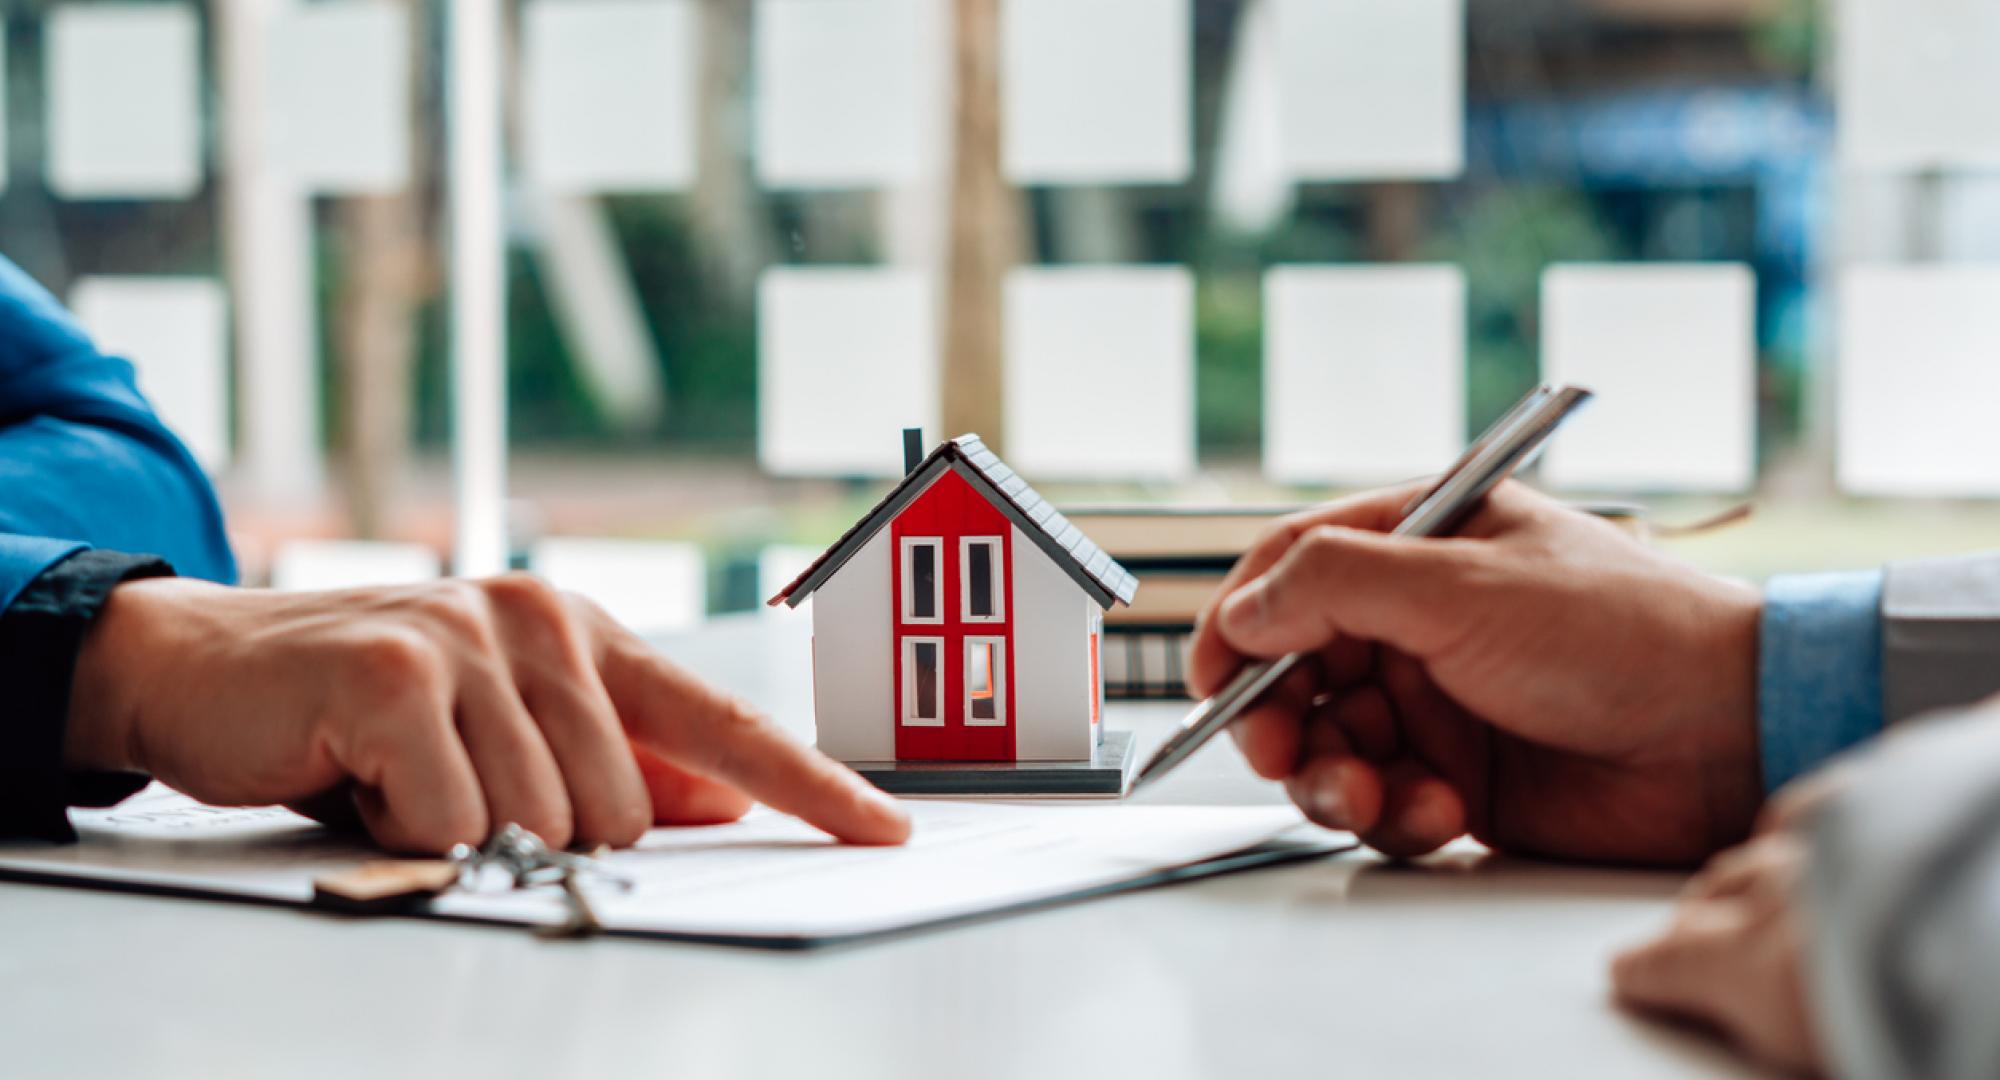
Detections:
[452, 823, 628, 886]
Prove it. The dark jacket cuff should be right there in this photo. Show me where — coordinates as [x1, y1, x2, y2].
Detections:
[0, 549, 173, 842]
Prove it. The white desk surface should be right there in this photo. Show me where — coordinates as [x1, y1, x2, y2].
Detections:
[0, 615, 1755, 1079]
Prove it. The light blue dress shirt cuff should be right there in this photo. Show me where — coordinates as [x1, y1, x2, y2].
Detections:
[1758, 570, 1885, 793]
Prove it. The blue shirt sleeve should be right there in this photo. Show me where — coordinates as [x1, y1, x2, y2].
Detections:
[0, 254, 235, 607]
[1759, 570, 1885, 792]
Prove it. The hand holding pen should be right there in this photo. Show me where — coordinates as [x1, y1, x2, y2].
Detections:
[1174, 394, 1770, 867]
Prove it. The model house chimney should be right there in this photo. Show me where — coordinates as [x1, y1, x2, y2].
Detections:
[902, 428, 924, 475]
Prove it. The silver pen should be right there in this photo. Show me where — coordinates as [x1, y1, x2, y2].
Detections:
[1129, 384, 1595, 794]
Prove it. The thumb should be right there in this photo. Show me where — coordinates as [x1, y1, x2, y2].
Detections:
[1609, 903, 1744, 1018]
[1218, 526, 1479, 661]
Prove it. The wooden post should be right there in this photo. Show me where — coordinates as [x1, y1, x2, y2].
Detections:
[1363, 182, 1425, 263]
[333, 1, 428, 540]
[333, 191, 425, 541]
[941, 0, 1020, 447]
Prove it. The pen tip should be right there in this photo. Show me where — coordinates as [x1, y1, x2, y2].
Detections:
[1131, 752, 1166, 791]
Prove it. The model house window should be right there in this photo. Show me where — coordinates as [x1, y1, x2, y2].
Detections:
[903, 637, 942, 726]
[961, 536, 1004, 622]
[901, 537, 941, 624]
[965, 637, 1005, 726]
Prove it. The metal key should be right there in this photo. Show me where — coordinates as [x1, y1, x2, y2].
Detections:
[542, 872, 604, 940]
[450, 823, 631, 939]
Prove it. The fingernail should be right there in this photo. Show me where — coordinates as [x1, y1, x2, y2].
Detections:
[1310, 778, 1347, 827]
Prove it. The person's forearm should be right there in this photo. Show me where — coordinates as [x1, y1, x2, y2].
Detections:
[0, 384, 235, 589]
[0, 550, 173, 842]
[1758, 570, 1885, 793]
[0, 255, 235, 589]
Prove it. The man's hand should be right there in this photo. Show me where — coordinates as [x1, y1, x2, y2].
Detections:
[1611, 830, 1825, 1075]
[1187, 482, 1764, 866]
[64, 575, 912, 853]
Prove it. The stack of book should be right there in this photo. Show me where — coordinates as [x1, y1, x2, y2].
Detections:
[1066, 507, 1298, 701]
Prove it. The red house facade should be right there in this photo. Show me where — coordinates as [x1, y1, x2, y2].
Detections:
[770, 435, 1136, 764]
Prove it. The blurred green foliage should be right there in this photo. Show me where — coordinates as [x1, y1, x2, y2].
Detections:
[1193, 273, 1260, 461]
[1425, 187, 1619, 434]
[1192, 214, 1365, 461]
[505, 251, 605, 442]
[609, 197, 760, 450]
[1748, 0, 1820, 73]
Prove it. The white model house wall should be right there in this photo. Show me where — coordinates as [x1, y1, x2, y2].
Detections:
[810, 527, 895, 762]
[1010, 524, 1095, 761]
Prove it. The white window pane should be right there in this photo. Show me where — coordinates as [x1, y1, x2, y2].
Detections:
[522, 0, 697, 193]
[1539, 264, 1757, 493]
[1004, 266, 1194, 480]
[755, 0, 943, 188]
[47, 4, 202, 199]
[1273, 0, 1463, 181]
[903, 538, 941, 622]
[966, 638, 1002, 724]
[758, 267, 938, 477]
[271, 541, 441, 592]
[969, 642, 992, 694]
[1263, 265, 1465, 485]
[915, 642, 939, 721]
[1002, 0, 1191, 184]
[1839, 266, 2000, 496]
[1838, 0, 2000, 170]
[70, 276, 229, 471]
[963, 538, 1001, 620]
[531, 538, 706, 635]
[904, 638, 942, 724]
[266, 1, 411, 193]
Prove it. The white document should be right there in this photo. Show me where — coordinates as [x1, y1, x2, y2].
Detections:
[0, 787, 1331, 947]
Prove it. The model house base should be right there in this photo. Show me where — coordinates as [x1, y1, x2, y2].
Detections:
[845, 730, 1136, 797]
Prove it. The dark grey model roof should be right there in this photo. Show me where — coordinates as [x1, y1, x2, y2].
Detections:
[767, 435, 1138, 611]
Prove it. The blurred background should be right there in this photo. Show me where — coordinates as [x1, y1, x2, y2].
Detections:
[7, 0, 2000, 631]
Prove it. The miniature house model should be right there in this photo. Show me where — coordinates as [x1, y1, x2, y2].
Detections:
[769, 434, 1138, 792]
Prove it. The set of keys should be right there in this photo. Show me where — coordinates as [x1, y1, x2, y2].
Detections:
[312, 823, 632, 939]
[451, 824, 634, 938]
